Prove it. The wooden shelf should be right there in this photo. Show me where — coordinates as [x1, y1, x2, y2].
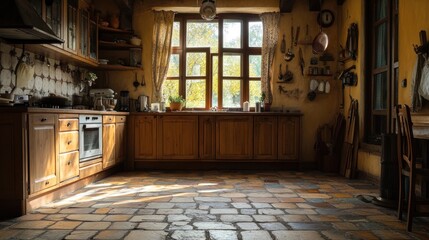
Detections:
[307, 74, 333, 77]
[97, 64, 141, 71]
[98, 40, 141, 50]
[98, 25, 134, 34]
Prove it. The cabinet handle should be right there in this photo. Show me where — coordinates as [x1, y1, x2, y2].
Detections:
[41, 118, 47, 122]
[67, 161, 71, 165]
[121, 117, 124, 121]
[109, 118, 112, 121]
[67, 122, 71, 127]
[45, 181, 49, 185]
[67, 140, 72, 145]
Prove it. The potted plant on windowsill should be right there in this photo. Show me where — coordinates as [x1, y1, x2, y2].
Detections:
[168, 95, 186, 111]
[261, 92, 271, 112]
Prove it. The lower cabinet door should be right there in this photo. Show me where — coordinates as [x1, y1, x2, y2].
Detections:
[28, 114, 58, 193]
[254, 116, 278, 159]
[216, 116, 253, 159]
[103, 123, 116, 169]
[278, 116, 300, 161]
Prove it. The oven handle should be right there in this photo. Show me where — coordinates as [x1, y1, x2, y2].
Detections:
[82, 123, 102, 129]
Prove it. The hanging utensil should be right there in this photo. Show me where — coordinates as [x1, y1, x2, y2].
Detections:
[299, 47, 305, 76]
[285, 26, 295, 62]
[294, 26, 300, 46]
[133, 72, 140, 90]
[140, 73, 146, 86]
[278, 64, 284, 81]
[280, 34, 286, 54]
[284, 64, 293, 82]
[312, 27, 329, 54]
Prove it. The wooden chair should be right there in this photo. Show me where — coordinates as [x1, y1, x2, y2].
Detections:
[396, 104, 429, 231]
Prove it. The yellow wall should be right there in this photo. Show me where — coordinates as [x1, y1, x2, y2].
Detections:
[274, 0, 341, 164]
[398, 0, 429, 106]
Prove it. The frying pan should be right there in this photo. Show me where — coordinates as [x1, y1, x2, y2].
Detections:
[312, 29, 329, 54]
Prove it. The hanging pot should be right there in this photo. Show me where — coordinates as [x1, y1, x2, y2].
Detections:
[312, 29, 329, 54]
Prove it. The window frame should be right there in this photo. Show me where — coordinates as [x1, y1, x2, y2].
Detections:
[364, 0, 398, 145]
[164, 13, 262, 110]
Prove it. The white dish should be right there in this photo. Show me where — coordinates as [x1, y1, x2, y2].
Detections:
[99, 59, 109, 65]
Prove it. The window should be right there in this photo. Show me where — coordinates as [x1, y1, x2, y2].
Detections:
[365, 0, 398, 144]
[163, 14, 262, 109]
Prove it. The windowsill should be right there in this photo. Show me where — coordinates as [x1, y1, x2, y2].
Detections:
[360, 142, 382, 156]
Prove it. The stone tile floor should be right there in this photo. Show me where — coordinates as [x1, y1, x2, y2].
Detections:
[0, 171, 428, 240]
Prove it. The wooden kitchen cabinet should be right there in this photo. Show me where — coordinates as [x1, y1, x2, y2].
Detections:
[199, 116, 215, 159]
[28, 114, 59, 194]
[102, 116, 116, 169]
[216, 116, 253, 159]
[115, 116, 127, 163]
[254, 116, 278, 159]
[278, 116, 301, 161]
[134, 115, 157, 159]
[157, 115, 199, 159]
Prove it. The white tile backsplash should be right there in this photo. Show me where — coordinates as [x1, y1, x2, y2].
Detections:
[0, 42, 83, 99]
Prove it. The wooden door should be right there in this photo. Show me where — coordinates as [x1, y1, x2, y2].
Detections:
[102, 122, 115, 169]
[216, 116, 253, 159]
[278, 116, 301, 161]
[28, 114, 58, 193]
[254, 116, 278, 159]
[134, 115, 157, 159]
[115, 118, 126, 163]
[199, 116, 215, 159]
[157, 116, 198, 159]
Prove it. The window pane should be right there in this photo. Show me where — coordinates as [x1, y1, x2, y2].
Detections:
[223, 20, 242, 48]
[249, 21, 262, 47]
[375, 23, 387, 68]
[373, 72, 387, 110]
[375, 0, 387, 21]
[249, 80, 261, 107]
[172, 22, 180, 47]
[371, 115, 386, 144]
[186, 21, 218, 53]
[223, 54, 241, 77]
[167, 54, 180, 77]
[212, 56, 219, 108]
[162, 80, 179, 102]
[223, 80, 241, 108]
[186, 52, 206, 76]
[186, 79, 206, 108]
[249, 55, 261, 77]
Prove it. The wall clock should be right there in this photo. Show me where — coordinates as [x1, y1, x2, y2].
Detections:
[318, 9, 335, 28]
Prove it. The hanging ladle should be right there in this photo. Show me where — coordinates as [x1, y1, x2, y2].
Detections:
[278, 64, 284, 81]
[284, 26, 295, 62]
[284, 64, 293, 82]
[133, 72, 140, 90]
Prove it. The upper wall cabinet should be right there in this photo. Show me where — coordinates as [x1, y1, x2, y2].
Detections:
[27, 0, 98, 67]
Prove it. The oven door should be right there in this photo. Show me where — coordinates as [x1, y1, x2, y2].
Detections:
[79, 123, 102, 161]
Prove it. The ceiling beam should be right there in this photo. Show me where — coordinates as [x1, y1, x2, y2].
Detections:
[308, 0, 323, 11]
[279, 0, 295, 13]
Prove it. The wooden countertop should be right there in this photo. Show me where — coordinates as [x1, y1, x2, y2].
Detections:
[0, 106, 129, 115]
[130, 110, 303, 116]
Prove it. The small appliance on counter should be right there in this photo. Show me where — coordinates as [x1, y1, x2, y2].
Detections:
[89, 88, 117, 111]
[136, 95, 149, 112]
[119, 91, 130, 111]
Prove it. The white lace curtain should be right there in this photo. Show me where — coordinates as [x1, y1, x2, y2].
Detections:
[152, 10, 175, 102]
[260, 12, 280, 104]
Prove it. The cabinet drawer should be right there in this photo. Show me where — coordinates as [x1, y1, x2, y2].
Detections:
[29, 114, 55, 125]
[59, 119, 79, 131]
[115, 115, 127, 123]
[103, 115, 115, 124]
[59, 131, 79, 153]
[80, 162, 103, 179]
[32, 174, 57, 193]
[59, 151, 79, 182]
